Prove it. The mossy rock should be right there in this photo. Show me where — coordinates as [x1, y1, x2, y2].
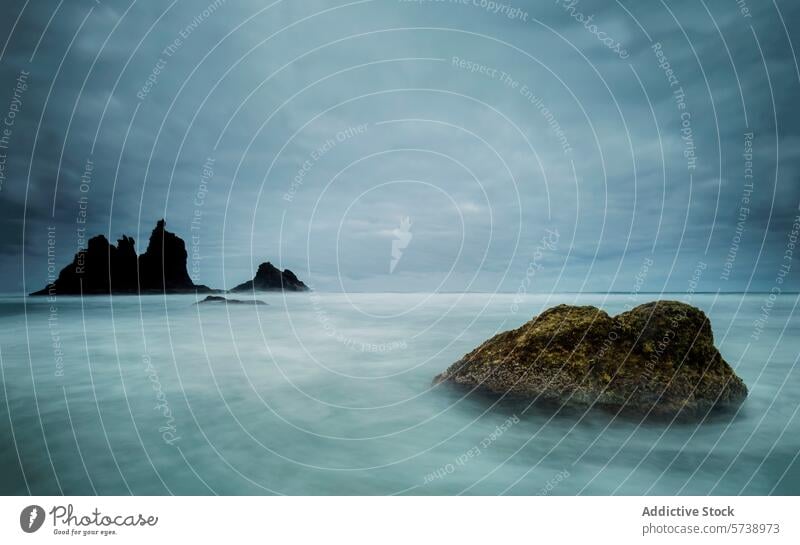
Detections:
[434, 301, 747, 419]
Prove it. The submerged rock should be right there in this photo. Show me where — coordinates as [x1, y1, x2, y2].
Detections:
[30, 219, 214, 295]
[195, 295, 267, 306]
[434, 301, 747, 419]
[229, 262, 309, 292]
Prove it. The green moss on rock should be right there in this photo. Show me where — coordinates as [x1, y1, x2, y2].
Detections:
[434, 301, 747, 419]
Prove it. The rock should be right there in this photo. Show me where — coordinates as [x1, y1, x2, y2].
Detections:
[30, 234, 132, 295]
[434, 301, 747, 419]
[195, 295, 267, 306]
[30, 220, 215, 295]
[229, 261, 309, 292]
[137, 219, 204, 292]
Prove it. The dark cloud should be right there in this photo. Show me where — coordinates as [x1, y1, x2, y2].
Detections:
[1, 0, 799, 294]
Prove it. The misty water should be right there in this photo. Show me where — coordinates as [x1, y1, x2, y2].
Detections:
[1, 292, 798, 495]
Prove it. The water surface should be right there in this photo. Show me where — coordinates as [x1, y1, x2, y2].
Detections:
[1, 293, 798, 495]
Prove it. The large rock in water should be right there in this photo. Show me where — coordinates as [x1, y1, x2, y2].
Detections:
[29, 234, 139, 295]
[229, 262, 309, 292]
[434, 301, 747, 419]
[137, 219, 201, 292]
[30, 219, 213, 295]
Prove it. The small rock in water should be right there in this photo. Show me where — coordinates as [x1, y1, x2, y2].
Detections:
[434, 301, 747, 420]
[195, 295, 267, 306]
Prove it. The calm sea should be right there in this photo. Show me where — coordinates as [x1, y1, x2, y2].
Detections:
[1, 292, 798, 495]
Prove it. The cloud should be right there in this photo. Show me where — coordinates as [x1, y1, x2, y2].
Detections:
[1, 0, 799, 293]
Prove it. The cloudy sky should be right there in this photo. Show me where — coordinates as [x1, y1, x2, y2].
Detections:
[1, 0, 799, 293]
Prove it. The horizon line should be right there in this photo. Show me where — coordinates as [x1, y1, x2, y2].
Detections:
[6, 290, 800, 297]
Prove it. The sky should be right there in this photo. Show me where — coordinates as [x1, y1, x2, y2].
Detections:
[1, 0, 799, 294]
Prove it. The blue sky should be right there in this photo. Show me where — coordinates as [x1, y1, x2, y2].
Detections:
[1, 0, 799, 293]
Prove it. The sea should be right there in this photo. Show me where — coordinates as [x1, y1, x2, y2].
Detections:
[0, 292, 798, 495]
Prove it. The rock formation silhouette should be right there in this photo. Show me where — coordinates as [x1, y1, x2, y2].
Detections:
[229, 262, 309, 292]
[31, 220, 213, 295]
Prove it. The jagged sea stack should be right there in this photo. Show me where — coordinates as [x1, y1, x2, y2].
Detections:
[31, 219, 213, 295]
[137, 219, 197, 292]
[229, 262, 309, 292]
[434, 301, 747, 419]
